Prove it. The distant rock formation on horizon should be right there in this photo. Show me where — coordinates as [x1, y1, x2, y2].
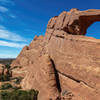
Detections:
[11, 8, 100, 100]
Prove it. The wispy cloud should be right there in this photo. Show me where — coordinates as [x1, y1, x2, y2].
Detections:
[0, 6, 8, 13]
[0, 1, 16, 19]
[0, 0, 14, 5]
[9, 14, 16, 18]
[0, 25, 26, 42]
[0, 40, 27, 48]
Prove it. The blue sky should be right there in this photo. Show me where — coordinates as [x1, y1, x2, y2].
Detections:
[0, 0, 100, 58]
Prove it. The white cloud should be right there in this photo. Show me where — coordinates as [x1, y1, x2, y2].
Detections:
[9, 14, 16, 18]
[0, 0, 14, 5]
[0, 6, 8, 13]
[0, 25, 26, 42]
[0, 40, 27, 48]
[0, 1, 16, 18]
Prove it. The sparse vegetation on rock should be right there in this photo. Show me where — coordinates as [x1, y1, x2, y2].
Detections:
[0, 89, 39, 100]
[0, 64, 12, 82]
[0, 83, 13, 90]
[0, 64, 39, 100]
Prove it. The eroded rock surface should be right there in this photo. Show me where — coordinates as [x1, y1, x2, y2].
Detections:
[0, 64, 3, 75]
[12, 8, 100, 100]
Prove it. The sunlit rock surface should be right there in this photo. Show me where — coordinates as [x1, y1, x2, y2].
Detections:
[12, 9, 100, 100]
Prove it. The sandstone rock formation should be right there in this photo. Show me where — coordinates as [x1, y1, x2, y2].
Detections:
[12, 9, 100, 100]
[0, 64, 3, 75]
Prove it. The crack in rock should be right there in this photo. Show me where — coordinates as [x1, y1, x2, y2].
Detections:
[57, 70, 95, 90]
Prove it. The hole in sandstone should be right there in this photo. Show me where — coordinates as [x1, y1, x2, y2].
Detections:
[86, 22, 100, 39]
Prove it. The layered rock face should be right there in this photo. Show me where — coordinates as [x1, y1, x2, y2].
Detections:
[12, 9, 100, 100]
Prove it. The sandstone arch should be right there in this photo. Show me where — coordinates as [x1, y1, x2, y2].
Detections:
[47, 9, 100, 35]
[79, 10, 100, 35]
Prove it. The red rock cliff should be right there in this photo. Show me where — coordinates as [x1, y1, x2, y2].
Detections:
[12, 8, 100, 100]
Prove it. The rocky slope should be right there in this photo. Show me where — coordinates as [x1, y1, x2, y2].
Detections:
[12, 8, 100, 100]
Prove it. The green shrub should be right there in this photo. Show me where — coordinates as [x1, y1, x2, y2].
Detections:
[5, 64, 11, 70]
[0, 89, 39, 100]
[0, 83, 21, 91]
[0, 83, 12, 90]
[12, 86, 21, 90]
[0, 75, 10, 82]
[14, 77, 23, 84]
[0, 64, 12, 82]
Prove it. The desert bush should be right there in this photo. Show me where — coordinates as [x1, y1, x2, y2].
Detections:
[5, 64, 11, 70]
[0, 83, 12, 90]
[0, 89, 39, 100]
[0, 83, 21, 91]
[0, 64, 12, 82]
[0, 75, 10, 82]
[11, 86, 21, 90]
[14, 77, 23, 84]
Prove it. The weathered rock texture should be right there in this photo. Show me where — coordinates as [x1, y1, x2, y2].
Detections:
[12, 9, 100, 100]
[0, 64, 3, 75]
